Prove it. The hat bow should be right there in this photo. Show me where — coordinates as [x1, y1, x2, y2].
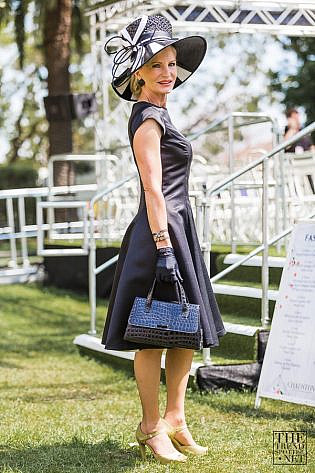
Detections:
[104, 14, 172, 86]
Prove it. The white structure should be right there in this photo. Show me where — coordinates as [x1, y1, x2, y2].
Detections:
[86, 0, 315, 150]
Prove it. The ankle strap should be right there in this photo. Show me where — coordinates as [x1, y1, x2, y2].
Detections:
[137, 423, 166, 441]
[173, 424, 188, 433]
[161, 419, 188, 434]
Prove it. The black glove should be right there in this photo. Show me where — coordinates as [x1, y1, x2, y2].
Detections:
[155, 247, 183, 284]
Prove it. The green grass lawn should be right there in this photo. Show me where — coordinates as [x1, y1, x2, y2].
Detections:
[0, 283, 313, 473]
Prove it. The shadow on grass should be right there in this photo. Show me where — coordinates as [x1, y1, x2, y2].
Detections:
[1, 377, 131, 403]
[0, 286, 106, 357]
[0, 360, 23, 369]
[0, 437, 140, 473]
[190, 391, 315, 430]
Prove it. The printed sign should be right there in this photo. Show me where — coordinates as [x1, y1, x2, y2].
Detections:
[255, 220, 315, 408]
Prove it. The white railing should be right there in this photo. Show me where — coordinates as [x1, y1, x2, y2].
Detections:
[84, 120, 315, 366]
[0, 185, 97, 269]
[1, 120, 314, 366]
[203, 123, 315, 322]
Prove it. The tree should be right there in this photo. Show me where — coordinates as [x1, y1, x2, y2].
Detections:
[0, 0, 89, 189]
[268, 37, 315, 141]
[43, 0, 74, 189]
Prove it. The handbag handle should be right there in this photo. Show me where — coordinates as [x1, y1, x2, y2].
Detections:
[145, 277, 189, 315]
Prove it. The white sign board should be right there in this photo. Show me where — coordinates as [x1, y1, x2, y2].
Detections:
[255, 220, 315, 408]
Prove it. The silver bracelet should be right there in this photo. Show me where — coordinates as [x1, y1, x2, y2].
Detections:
[152, 229, 169, 242]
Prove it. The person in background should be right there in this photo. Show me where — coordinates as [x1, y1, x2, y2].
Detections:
[284, 108, 314, 154]
[284, 108, 315, 194]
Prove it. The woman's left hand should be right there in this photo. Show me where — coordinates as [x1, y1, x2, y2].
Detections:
[155, 247, 183, 283]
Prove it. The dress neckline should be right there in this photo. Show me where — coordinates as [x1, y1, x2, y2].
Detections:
[135, 100, 167, 110]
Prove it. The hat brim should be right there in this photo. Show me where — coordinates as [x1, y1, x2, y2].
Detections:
[112, 35, 207, 101]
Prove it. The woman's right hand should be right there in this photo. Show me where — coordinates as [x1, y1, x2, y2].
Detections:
[155, 247, 183, 283]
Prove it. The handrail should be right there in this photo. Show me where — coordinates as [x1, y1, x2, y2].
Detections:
[88, 171, 138, 335]
[202, 121, 315, 332]
[90, 172, 137, 207]
[189, 111, 278, 141]
[188, 111, 281, 255]
[0, 185, 98, 199]
[207, 121, 315, 198]
[210, 210, 315, 283]
[46, 153, 117, 240]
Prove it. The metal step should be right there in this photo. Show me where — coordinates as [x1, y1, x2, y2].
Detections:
[223, 322, 262, 336]
[223, 253, 286, 268]
[213, 283, 278, 300]
[0, 266, 44, 285]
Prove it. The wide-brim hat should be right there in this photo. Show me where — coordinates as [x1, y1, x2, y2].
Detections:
[104, 14, 207, 101]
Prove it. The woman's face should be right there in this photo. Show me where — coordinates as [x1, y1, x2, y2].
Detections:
[136, 46, 177, 98]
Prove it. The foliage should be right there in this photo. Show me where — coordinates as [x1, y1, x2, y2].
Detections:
[0, 159, 38, 189]
[0, 1, 93, 165]
[0, 5, 298, 167]
[268, 37, 315, 139]
[1, 0, 89, 68]
[0, 160, 39, 225]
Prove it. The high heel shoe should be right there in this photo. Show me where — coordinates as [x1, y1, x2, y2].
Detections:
[135, 422, 187, 464]
[161, 419, 208, 456]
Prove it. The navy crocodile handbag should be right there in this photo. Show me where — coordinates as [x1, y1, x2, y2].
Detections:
[124, 277, 202, 350]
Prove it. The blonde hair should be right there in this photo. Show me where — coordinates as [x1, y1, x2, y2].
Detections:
[130, 73, 142, 99]
[130, 46, 177, 99]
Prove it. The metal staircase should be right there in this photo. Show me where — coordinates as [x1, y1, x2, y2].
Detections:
[76, 121, 315, 366]
[1, 119, 314, 367]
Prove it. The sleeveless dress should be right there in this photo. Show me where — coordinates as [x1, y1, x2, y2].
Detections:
[101, 101, 227, 351]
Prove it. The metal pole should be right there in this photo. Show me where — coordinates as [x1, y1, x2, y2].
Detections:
[228, 114, 236, 253]
[203, 188, 211, 275]
[88, 204, 97, 336]
[203, 194, 214, 365]
[199, 185, 213, 365]
[18, 196, 30, 267]
[271, 119, 282, 254]
[271, 116, 285, 254]
[36, 198, 44, 255]
[6, 197, 17, 268]
[47, 158, 54, 240]
[90, 12, 102, 203]
[279, 151, 288, 250]
[261, 157, 270, 327]
[195, 195, 203, 239]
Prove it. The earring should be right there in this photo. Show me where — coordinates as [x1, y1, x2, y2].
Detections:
[137, 78, 145, 86]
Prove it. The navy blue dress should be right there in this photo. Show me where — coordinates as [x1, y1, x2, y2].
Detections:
[101, 101, 227, 350]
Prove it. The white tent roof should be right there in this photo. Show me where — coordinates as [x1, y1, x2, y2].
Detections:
[86, 0, 315, 36]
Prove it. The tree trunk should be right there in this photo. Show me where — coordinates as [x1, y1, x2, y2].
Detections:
[44, 0, 76, 223]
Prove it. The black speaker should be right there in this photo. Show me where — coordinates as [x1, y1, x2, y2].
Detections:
[44, 95, 72, 121]
[71, 93, 97, 119]
[44, 93, 97, 121]
[196, 362, 262, 392]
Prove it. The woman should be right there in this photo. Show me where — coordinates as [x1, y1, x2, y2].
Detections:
[102, 14, 227, 465]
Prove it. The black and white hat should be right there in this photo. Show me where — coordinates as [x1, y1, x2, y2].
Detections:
[104, 14, 207, 101]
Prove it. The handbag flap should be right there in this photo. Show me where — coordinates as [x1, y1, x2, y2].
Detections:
[128, 297, 200, 333]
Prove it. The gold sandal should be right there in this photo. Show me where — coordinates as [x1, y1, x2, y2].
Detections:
[135, 422, 187, 464]
[161, 419, 208, 456]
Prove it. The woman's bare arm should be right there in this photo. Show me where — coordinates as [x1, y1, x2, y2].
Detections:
[133, 118, 172, 249]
